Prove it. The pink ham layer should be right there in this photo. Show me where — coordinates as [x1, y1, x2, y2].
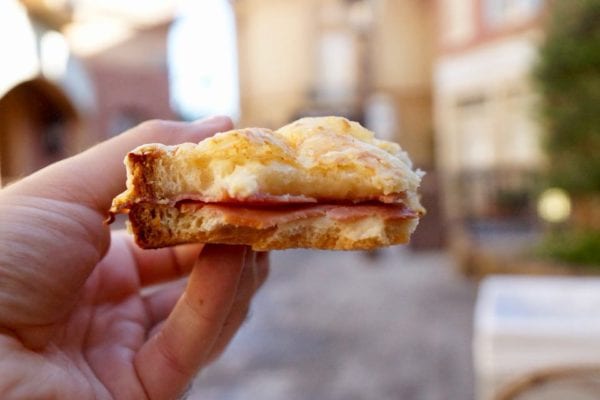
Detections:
[178, 202, 418, 230]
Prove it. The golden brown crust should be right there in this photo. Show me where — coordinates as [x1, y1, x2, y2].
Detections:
[111, 116, 425, 215]
[128, 203, 419, 251]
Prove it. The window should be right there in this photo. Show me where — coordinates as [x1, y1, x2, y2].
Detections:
[109, 108, 145, 137]
[316, 30, 358, 103]
[483, 0, 544, 28]
[456, 95, 495, 169]
[501, 90, 541, 166]
[441, 0, 476, 45]
[42, 121, 65, 155]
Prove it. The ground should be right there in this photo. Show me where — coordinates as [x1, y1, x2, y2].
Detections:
[190, 248, 477, 400]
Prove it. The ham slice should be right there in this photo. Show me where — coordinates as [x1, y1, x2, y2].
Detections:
[179, 202, 417, 230]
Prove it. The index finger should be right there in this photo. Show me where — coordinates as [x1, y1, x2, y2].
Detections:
[134, 244, 248, 400]
[4, 116, 233, 214]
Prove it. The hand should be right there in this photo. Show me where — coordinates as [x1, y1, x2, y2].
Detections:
[0, 117, 269, 399]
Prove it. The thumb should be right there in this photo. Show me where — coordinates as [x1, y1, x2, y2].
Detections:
[0, 117, 233, 329]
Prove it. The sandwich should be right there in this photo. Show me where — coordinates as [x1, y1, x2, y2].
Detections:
[109, 116, 425, 251]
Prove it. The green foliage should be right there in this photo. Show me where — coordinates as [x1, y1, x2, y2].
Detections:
[536, 229, 600, 267]
[534, 0, 600, 194]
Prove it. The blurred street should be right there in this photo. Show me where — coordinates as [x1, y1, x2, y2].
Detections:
[191, 248, 476, 400]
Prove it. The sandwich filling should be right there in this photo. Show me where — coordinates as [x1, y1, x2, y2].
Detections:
[113, 196, 418, 228]
[176, 200, 417, 230]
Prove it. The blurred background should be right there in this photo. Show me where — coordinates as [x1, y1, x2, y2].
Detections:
[0, 0, 599, 398]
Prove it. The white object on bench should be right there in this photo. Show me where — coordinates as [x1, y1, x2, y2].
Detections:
[473, 275, 600, 400]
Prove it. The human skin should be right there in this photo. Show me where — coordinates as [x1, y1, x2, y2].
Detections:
[0, 116, 269, 399]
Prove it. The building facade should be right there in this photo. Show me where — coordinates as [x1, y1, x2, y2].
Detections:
[434, 0, 547, 226]
[0, 0, 174, 184]
[234, 0, 435, 169]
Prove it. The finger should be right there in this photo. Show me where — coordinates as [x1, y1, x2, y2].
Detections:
[144, 253, 269, 344]
[256, 251, 270, 276]
[146, 320, 165, 344]
[134, 245, 247, 400]
[91, 231, 199, 305]
[143, 279, 187, 328]
[205, 251, 270, 364]
[112, 230, 203, 286]
[142, 253, 269, 342]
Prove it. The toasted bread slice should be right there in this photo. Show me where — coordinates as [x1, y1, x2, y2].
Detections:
[110, 116, 425, 250]
[127, 202, 420, 250]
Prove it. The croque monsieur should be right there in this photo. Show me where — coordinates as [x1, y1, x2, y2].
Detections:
[109, 116, 425, 251]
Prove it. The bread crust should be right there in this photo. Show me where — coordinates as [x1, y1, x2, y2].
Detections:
[111, 116, 425, 215]
[128, 203, 419, 251]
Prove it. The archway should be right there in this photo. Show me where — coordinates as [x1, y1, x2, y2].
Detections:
[0, 77, 79, 183]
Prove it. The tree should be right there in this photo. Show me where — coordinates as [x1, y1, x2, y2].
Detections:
[534, 0, 600, 195]
[534, 0, 600, 266]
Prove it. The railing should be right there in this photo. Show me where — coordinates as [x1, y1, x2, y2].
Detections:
[452, 167, 540, 225]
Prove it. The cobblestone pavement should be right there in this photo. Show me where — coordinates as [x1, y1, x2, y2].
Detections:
[189, 248, 477, 400]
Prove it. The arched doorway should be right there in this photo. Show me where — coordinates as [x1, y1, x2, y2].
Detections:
[0, 77, 79, 183]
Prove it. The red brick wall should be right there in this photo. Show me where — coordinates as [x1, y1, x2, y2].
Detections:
[82, 24, 176, 144]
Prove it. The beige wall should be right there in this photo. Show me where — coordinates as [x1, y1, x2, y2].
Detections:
[236, 0, 318, 129]
[438, 0, 477, 47]
[372, 0, 433, 90]
[372, 0, 434, 166]
[434, 33, 543, 170]
[235, 0, 434, 166]
[433, 32, 544, 218]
